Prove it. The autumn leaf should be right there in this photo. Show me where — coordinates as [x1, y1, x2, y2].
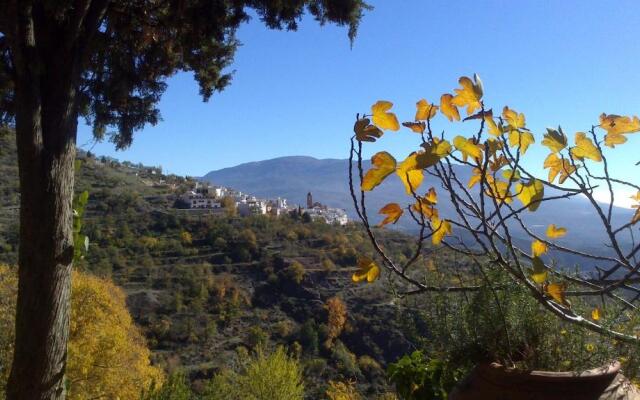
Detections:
[484, 114, 503, 137]
[591, 307, 601, 321]
[440, 93, 460, 122]
[354, 118, 383, 142]
[378, 203, 403, 227]
[530, 256, 548, 284]
[544, 153, 575, 184]
[604, 133, 627, 148]
[485, 180, 512, 204]
[546, 224, 567, 239]
[531, 240, 548, 257]
[412, 187, 439, 219]
[515, 179, 544, 212]
[502, 106, 526, 130]
[502, 169, 521, 181]
[599, 113, 640, 135]
[571, 132, 602, 162]
[486, 139, 504, 159]
[402, 121, 426, 134]
[453, 136, 483, 162]
[352, 256, 381, 283]
[397, 152, 424, 195]
[508, 130, 535, 155]
[541, 127, 568, 153]
[545, 282, 570, 307]
[452, 75, 483, 115]
[416, 139, 452, 168]
[415, 99, 438, 120]
[362, 151, 396, 191]
[371, 101, 400, 131]
[424, 187, 437, 204]
[599, 114, 640, 148]
[431, 217, 452, 245]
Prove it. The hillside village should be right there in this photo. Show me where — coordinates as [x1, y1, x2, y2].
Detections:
[176, 181, 349, 225]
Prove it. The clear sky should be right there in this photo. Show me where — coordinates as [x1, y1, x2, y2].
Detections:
[78, 0, 640, 203]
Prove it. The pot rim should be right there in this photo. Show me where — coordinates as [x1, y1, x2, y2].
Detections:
[479, 360, 621, 381]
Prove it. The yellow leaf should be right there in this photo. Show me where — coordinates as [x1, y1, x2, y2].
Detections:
[599, 113, 640, 135]
[425, 187, 438, 204]
[486, 139, 504, 159]
[502, 169, 521, 181]
[531, 240, 548, 257]
[508, 130, 535, 155]
[545, 282, 569, 307]
[413, 196, 439, 219]
[416, 139, 452, 168]
[397, 152, 424, 195]
[571, 132, 602, 162]
[541, 127, 568, 153]
[515, 179, 544, 212]
[352, 257, 380, 283]
[453, 136, 483, 162]
[546, 224, 567, 239]
[604, 133, 627, 148]
[591, 307, 601, 321]
[431, 217, 452, 245]
[530, 256, 548, 284]
[631, 191, 640, 202]
[402, 121, 426, 134]
[484, 114, 503, 136]
[378, 203, 403, 227]
[485, 180, 512, 204]
[543, 153, 575, 184]
[415, 99, 438, 120]
[502, 106, 526, 130]
[354, 118, 383, 142]
[361, 151, 397, 191]
[371, 101, 400, 131]
[467, 168, 482, 189]
[451, 75, 483, 115]
[440, 93, 460, 122]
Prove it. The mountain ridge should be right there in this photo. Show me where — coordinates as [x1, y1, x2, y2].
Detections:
[203, 155, 636, 267]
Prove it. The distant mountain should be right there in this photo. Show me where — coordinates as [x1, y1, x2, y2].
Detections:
[203, 156, 636, 268]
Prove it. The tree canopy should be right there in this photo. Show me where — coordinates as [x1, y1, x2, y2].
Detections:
[0, 265, 163, 399]
[0, 0, 370, 147]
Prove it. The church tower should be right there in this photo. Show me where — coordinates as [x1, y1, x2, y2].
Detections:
[307, 192, 313, 209]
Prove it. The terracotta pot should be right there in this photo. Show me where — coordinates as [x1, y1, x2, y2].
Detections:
[449, 361, 640, 400]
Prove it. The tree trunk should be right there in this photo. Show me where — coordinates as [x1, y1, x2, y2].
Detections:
[6, 33, 78, 399]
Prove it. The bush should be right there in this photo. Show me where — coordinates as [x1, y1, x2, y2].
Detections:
[299, 319, 319, 355]
[325, 380, 362, 400]
[284, 261, 305, 285]
[204, 346, 304, 400]
[247, 325, 269, 349]
[331, 341, 361, 379]
[143, 373, 194, 400]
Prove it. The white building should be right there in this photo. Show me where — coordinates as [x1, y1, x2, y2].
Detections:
[304, 206, 349, 226]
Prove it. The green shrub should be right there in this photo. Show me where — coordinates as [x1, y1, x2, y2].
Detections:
[331, 341, 361, 379]
[204, 346, 304, 400]
[143, 373, 194, 400]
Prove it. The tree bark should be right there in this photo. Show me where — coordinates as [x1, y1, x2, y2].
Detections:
[7, 86, 77, 400]
[6, 4, 79, 397]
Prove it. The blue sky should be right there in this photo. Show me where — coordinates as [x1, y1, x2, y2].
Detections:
[78, 0, 640, 202]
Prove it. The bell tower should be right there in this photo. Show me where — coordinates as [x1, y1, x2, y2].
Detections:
[307, 192, 313, 209]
